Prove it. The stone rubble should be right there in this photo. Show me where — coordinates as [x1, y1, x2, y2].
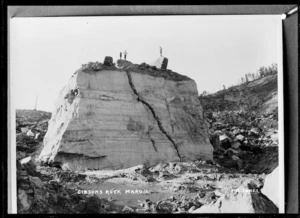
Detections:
[16, 110, 51, 160]
[16, 60, 280, 214]
[202, 110, 278, 174]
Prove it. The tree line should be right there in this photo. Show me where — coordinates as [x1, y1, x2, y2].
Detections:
[241, 63, 277, 84]
[200, 63, 278, 97]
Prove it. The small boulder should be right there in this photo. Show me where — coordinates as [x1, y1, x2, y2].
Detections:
[122, 205, 134, 212]
[213, 130, 223, 135]
[225, 148, 239, 155]
[219, 135, 231, 150]
[18, 189, 32, 212]
[26, 130, 34, 137]
[103, 56, 113, 66]
[249, 128, 260, 136]
[236, 134, 245, 141]
[20, 156, 32, 165]
[231, 140, 242, 149]
[29, 176, 43, 188]
[21, 127, 29, 133]
[16, 133, 26, 142]
[231, 155, 240, 161]
[161, 57, 168, 70]
[219, 134, 229, 141]
[92, 62, 102, 71]
[232, 129, 240, 136]
[34, 132, 40, 140]
[17, 151, 26, 160]
[188, 206, 196, 213]
[270, 133, 278, 146]
[19, 156, 39, 177]
[173, 164, 182, 174]
[150, 56, 168, 69]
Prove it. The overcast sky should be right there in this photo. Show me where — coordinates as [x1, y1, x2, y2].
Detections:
[10, 15, 281, 112]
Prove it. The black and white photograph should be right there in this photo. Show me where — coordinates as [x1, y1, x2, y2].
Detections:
[9, 10, 287, 214]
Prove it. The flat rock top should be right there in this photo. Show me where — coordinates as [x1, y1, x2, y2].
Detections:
[80, 60, 192, 82]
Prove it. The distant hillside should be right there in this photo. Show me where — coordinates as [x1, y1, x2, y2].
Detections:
[199, 74, 278, 115]
[16, 109, 51, 124]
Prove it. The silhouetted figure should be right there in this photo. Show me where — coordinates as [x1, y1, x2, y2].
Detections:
[124, 50, 128, 60]
[120, 52, 122, 59]
[160, 46, 162, 56]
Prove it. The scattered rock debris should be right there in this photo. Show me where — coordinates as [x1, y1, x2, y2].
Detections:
[80, 59, 191, 82]
[16, 64, 279, 214]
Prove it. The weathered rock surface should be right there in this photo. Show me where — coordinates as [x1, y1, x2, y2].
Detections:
[192, 183, 278, 213]
[39, 62, 213, 170]
[261, 167, 279, 207]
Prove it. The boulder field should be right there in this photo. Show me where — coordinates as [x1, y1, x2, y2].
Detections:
[38, 61, 213, 170]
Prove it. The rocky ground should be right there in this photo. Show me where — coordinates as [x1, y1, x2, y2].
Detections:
[16, 64, 279, 214]
[16, 110, 51, 161]
[80, 58, 191, 81]
[16, 110, 107, 214]
[199, 74, 278, 176]
[16, 105, 279, 213]
[205, 110, 278, 175]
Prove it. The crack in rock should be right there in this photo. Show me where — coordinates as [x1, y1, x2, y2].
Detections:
[165, 98, 174, 133]
[146, 131, 158, 153]
[125, 70, 182, 161]
[150, 139, 158, 152]
[56, 151, 107, 159]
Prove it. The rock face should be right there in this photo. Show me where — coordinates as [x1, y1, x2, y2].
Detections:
[192, 183, 278, 213]
[38, 63, 213, 170]
[261, 167, 279, 207]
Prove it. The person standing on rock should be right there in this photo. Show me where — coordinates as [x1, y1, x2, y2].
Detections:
[120, 52, 122, 59]
[124, 50, 128, 60]
[160, 46, 162, 56]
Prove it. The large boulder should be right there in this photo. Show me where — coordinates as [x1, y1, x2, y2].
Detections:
[38, 63, 213, 170]
[261, 167, 279, 207]
[192, 184, 278, 213]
